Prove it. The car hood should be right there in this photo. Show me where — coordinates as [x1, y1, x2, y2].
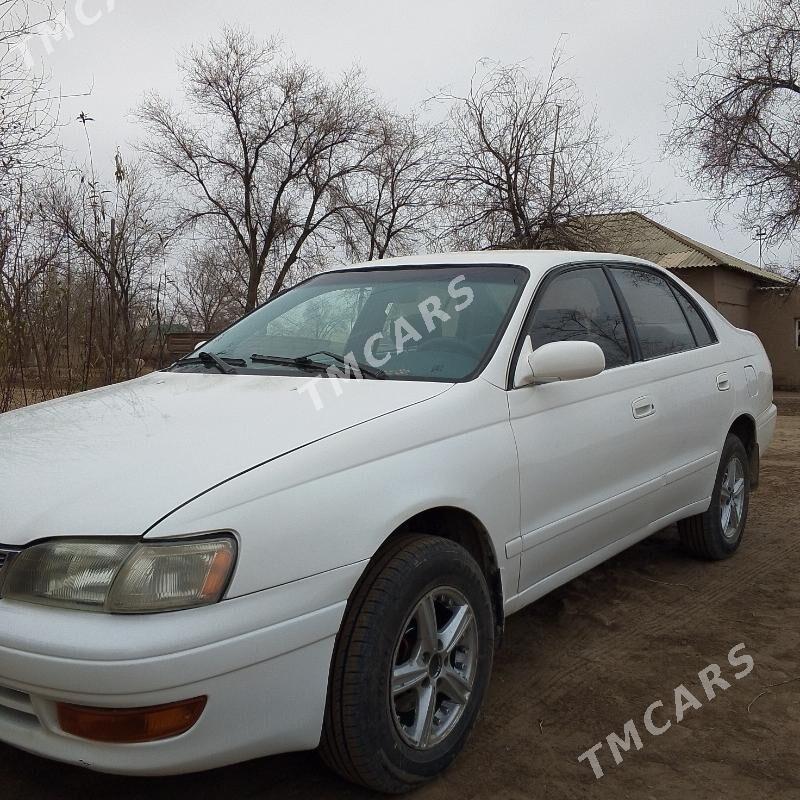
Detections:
[0, 372, 451, 545]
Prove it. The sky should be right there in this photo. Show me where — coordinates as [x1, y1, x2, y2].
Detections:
[22, 0, 793, 270]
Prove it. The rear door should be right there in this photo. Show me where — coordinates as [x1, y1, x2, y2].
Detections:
[607, 266, 733, 514]
[509, 265, 666, 593]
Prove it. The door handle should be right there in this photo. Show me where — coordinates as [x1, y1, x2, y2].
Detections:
[716, 372, 731, 391]
[632, 395, 656, 419]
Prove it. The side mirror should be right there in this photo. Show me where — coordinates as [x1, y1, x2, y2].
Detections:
[193, 340, 208, 352]
[514, 339, 605, 387]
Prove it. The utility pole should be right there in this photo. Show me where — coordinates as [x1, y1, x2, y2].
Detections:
[109, 216, 118, 381]
[753, 226, 767, 268]
[548, 104, 562, 218]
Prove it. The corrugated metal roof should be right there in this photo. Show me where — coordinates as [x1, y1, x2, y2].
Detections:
[592, 212, 789, 284]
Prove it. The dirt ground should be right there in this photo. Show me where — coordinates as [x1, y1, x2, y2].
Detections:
[2, 402, 799, 799]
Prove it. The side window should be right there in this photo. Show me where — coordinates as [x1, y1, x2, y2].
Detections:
[610, 268, 696, 359]
[527, 267, 632, 369]
[672, 288, 715, 347]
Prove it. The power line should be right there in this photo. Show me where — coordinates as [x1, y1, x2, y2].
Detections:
[647, 196, 737, 208]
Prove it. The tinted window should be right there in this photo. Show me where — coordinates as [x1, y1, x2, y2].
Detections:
[673, 289, 715, 347]
[528, 267, 632, 369]
[611, 268, 696, 359]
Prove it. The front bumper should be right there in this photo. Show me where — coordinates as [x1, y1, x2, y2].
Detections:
[0, 561, 364, 775]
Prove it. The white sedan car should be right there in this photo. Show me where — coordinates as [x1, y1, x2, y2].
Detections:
[0, 251, 777, 793]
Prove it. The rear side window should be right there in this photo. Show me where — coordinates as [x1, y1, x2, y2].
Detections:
[673, 289, 715, 347]
[610, 268, 696, 359]
[527, 267, 632, 369]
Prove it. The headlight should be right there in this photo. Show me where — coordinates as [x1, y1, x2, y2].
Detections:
[0, 536, 237, 613]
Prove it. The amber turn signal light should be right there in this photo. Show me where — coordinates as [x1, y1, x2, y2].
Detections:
[57, 696, 207, 743]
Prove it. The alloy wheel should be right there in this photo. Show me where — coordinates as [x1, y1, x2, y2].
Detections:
[720, 456, 746, 539]
[389, 587, 478, 750]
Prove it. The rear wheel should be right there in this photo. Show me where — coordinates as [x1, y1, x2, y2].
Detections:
[320, 534, 494, 794]
[678, 433, 750, 560]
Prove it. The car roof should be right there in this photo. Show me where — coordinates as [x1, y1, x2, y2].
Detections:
[326, 250, 656, 282]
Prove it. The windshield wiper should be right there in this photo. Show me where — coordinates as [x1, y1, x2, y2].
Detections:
[251, 351, 385, 379]
[302, 351, 385, 379]
[250, 353, 329, 372]
[174, 351, 245, 374]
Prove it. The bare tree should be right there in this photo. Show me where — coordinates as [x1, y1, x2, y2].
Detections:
[43, 155, 171, 383]
[436, 55, 643, 251]
[669, 0, 800, 245]
[138, 27, 378, 312]
[0, 1, 65, 410]
[338, 111, 440, 261]
[0, 176, 66, 410]
[0, 0, 57, 186]
[178, 240, 244, 333]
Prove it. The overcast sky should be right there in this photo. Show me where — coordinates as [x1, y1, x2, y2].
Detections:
[28, 0, 792, 269]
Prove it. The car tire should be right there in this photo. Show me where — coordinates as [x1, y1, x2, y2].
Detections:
[678, 433, 750, 560]
[319, 534, 495, 794]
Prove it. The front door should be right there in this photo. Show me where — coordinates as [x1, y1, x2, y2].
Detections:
[508, 266, 665, 593]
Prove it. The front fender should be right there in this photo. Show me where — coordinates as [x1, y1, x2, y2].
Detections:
[145, 380, 521, 603]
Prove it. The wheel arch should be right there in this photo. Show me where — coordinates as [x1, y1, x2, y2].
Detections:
[354, 506, 505, 639]
[728, 413, 759, 488]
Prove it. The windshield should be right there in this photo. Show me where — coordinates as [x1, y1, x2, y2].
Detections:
[172, 265, 527, 381]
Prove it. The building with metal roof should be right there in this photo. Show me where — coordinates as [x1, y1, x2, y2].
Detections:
[592, 211, 788, 284]
[591, 212, 799, 389]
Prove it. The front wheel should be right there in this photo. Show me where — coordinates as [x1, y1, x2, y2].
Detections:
[678, 433, 750, 560]
[320, 534, 494, 794]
